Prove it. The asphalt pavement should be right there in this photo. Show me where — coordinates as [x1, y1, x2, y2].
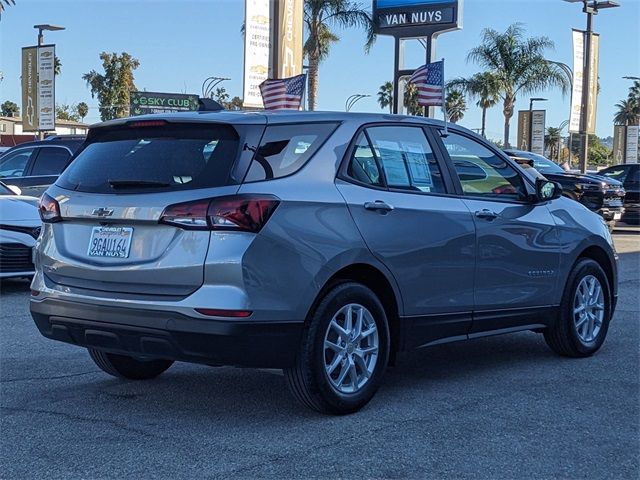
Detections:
[1, 233, 638, 479]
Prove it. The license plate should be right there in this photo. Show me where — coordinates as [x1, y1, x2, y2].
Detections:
[87, 226, 133, 258]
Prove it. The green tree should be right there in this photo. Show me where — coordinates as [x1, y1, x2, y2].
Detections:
[588, 135, 611, 166]
[55, 103, 80, 121]
[377, 81, 393, 114]
[445, 89, 466, 123]
[76, 102, 89, 122]
[448, 71, 500, 137]
[545, 127, 562, 161]
[465, 24, 569, 147]
[212, 87, 230, 105]
[304, 0, 374, 111]
[0, 0, 16, 19]
[83, 52, 140, 121]
[226, 96, 243, 111]
[614, 98, 639, 126]
[54, 56, 62, 76]
[403, 82, 422, 116]
[1, 100, 19, 117]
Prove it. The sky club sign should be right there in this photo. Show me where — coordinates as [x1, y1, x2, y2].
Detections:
[129, 91, 199, 116]
[373, 0, 461, 37]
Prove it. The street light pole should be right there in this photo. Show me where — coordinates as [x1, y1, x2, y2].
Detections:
[577, 0, 594, 174]
[345, 94, 370, 112]
[201, 77, 230, 99]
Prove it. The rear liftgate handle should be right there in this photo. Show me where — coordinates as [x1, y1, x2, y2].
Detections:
[364, 200, 394, 213]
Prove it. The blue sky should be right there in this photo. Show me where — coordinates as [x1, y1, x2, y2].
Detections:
[1, 0, 638, 142]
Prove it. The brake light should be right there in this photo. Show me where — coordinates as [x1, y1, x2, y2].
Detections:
[127, 120, 167, 128]
[38, 193, 62, 223]
[160, 195, 280, 233]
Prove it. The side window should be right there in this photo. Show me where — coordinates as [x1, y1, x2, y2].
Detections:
[442, 132, 527, 201]
[0, 148, 35, 178]
[601, 167, 628, 182]
[346, 132, 383, 187]
[30, 147, 72, 175]
[244, 123, 337, 182]
[365, 126, 445, 193]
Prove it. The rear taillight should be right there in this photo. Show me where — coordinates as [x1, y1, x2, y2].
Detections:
[38, 193, 62, 223]
[160, 195, 280, 233]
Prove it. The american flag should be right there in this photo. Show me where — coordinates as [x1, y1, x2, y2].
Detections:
[259, 74, 306, 110]
[408, 61, 444, 107]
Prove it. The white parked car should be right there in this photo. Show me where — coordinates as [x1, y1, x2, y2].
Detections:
[0, 182, 41, 279]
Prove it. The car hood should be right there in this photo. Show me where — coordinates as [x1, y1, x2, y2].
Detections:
[0, 196, 41, 223]
[543, 171, 623, 186]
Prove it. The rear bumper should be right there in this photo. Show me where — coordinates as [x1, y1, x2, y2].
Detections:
[30, 298, 304, 368]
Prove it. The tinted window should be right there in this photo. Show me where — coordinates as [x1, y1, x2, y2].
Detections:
[30, 147, 72, 175]
[347, 132, 383, 187]
[57, 124, 240, 193]
[0, 148, 35, 178]
[366, 126, 445, 194]
[443, 133, 526, 201]
[0, 183, 14, 195]
[244, 123, 337, 182]
[601, 166, 629, 182]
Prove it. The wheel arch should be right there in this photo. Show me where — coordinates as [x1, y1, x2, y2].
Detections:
[309, 263, 404, 359]
[576, 245, 616, 299]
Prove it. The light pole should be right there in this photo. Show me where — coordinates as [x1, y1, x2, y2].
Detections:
[529, 97, 547, 153]
[201, 77, 230, 99]
[564, 0, 619, 173]
[34, 24, 65, 46]
[33, 24, 65, 139]
[345, 94, 370, 112]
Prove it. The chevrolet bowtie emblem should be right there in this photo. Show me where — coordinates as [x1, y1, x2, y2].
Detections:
[91, 207, 114, 217]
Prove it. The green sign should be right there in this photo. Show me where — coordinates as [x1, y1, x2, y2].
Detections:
[129, 91, 199, 116]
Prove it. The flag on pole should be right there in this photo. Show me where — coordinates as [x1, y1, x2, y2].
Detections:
[259, 74, 306, 110]
[408, 60, 444, 107]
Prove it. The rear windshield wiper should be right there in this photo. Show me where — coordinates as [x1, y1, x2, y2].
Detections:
[108, 179, 170, 188]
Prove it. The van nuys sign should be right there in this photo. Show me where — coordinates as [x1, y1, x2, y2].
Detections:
[130, 91, 199, 116]
[373, 0, 461, 37]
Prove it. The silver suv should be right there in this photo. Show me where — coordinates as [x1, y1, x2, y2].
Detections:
[31, 112, 618, 414]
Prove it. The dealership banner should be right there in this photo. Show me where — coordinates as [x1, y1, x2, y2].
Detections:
[613, 125, 626, 164]
[271, 0, 303, 79]
[517, 110, 530, 151]
[587, 33, 599, 135]
[129, 91, 199, 116]
[627, 125, 639, 164]
[530, 110, 546, 156]
[243, 0, 271, 108]
[569, 29, 584, 134]
[21, 47, 39, 131]
[37, 45, 55, 131]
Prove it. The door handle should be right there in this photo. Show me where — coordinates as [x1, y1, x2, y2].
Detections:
[475, 209, 499, 220]
[364, 200, 394, 212]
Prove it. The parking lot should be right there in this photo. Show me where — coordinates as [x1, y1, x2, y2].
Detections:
[0, 231, 638, 479]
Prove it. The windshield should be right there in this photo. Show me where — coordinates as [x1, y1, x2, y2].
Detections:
[56, 123, 241, 194]
[506, 151, 564, 174]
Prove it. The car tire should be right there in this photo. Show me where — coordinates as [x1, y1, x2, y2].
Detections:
[284, 282, 390, 415]
[88, 348, 173, 380]
[544, 258, 612, 357]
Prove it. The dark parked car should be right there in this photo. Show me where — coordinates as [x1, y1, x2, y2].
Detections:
[504, 149, 625, 229]
[0, 136, 85, 197]
[31, 112, 618, 414]
[598, 163, 640, 225]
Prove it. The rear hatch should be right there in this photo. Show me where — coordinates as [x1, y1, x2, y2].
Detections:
[42, 119, 259, 297]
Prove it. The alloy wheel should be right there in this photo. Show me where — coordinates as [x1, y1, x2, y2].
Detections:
[573, 275, 605, 344]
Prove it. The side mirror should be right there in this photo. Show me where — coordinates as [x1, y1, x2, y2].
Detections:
[535, 178, 562, 202]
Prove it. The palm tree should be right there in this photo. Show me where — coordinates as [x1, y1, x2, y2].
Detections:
[445, 89, 466, 123]
[377, 81, 393, 113]
[54, 56, 62, 76]
[628, 80, 640, 103]
[403, 83, 422, 116]
[614, 98, 640, 126]
[545, 127, 562, 161]
[304, 0, 374, 111]
[0, 0, 16, 20]
[448, 71, 500, 137]
[466, 24, 569, 147]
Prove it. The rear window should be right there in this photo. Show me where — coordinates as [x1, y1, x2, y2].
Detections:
[56, 124, 241, 193]
[243, 123, 337, 182]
